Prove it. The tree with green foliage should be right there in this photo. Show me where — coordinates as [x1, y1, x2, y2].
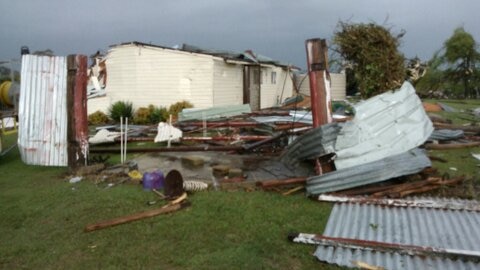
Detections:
[333, 22, 405, 98]
[443, 27, 480, 98]
[414, 51, 446, 94]
[416, 27, 480, 98]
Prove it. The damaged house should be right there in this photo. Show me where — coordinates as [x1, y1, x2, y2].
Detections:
[88, 42, 299, 114]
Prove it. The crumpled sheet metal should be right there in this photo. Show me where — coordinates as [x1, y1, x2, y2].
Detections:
[428, 129, 464, 141]
[280, 123, 341, 167]
[252, 110, 313, 125]
[314, 197, 480, 270]
[306, 148, 431, 195]
[154, 122, 183, 143]
[178, 104, 251, 122]
[334, 82, 433, 170]
[89, 129, 121, 144]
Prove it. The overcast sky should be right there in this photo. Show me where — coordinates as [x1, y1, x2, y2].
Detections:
[1, 0, 479, 69]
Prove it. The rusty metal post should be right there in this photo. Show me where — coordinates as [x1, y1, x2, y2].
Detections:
[67, 55, 89, 168]
[305, 38, 332, 128]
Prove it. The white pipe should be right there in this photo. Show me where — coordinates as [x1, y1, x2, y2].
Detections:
[124, 117, 128, 162]
[167, 114, 172, 148]
[120, 117, 123, 163]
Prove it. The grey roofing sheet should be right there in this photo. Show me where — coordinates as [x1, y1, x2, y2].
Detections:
[252, 110, 313, 125]
[178, 104, 251, 122]
[428, 129, 464, 141]
[334, 82, 433, 170]
[306, 148, 431, 195]
[315, 198, 480, 269]
[437, 102, 458, 112]
[280, 123, 341, 167]
[18, 55, 68, 166]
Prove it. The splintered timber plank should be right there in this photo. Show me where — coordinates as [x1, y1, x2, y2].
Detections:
[84, 202, 189, 232]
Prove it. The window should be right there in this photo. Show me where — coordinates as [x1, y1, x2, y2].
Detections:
[271, 71, 277, 84]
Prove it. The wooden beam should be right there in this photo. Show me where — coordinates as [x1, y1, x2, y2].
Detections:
[84, 202, 190, 232]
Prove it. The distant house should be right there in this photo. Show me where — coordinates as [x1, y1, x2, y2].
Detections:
[88, 42, 298, 114]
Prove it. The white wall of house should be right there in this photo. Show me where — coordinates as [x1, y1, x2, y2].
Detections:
[88, 44, 215, 114]
[260, 66, 293, 108]
[296, 72, 346, 100]
[212, 60, 244, 106]
[88, 44, 296, 114]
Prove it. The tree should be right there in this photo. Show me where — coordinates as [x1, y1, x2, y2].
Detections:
[333, 22, 405, 98]
[414, 51, 446, 95]
[443, 27, 480, 98]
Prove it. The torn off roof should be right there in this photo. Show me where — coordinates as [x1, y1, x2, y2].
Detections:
[306, 148, 431, 195]
[334, 82, 433, 170]
[314, 197, 480, 269]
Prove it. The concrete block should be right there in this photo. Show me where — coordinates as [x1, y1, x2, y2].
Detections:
[228, 168, 243, 178]
[212, 164, 230, 177]
[181, 155, 205, 167]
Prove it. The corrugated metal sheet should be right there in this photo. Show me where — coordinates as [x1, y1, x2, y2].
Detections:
[306, 148, 431, 195]
[280, 123, 341, 167]
[314, 198, 480, 269]
[178, 104, 251, 122]
[252, 110, 316, 125]
[317, 195, 480, 211]
[18, 55, 68, 166]
[296, 72, 346, 100]
[334, 82, 433, 170]
[429, 129, 464, 141]
[154, 122, 183, 142]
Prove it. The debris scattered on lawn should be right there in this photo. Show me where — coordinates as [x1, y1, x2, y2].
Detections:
[154, 122, 183, 143]
[294, 196, 480, 269]
[306, 148, 431, 195]
[428, 129, 464, 141]
[183, 180, 208, 192]
[69, 176, 83, 183]
[89, 129, 121, 144]
[128, 170, 143, 180]
[425, 141, 480, 150]
[334, 175, 466, 198]
[437, 102, 458, 112]
[164, 170, 185, 198]
[84, 193, 189, 233]
[473, 153, 480, 161]
[142, 170, 164, 190]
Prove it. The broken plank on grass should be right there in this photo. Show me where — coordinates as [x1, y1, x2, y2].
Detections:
[84, 201, 189, 232]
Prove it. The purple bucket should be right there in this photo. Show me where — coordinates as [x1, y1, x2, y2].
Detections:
[142, 170, 164, 190]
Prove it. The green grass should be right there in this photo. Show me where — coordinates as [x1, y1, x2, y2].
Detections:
[423, 99, 480, 125]
[0, 134, 341, 270]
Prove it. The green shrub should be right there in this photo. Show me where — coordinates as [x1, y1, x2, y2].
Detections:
[168, 100, 193, 117]
[133, 107, 151, 124]
[88, 110, 110, 125]
[108, 101, 134, 123]
[149, 105, 169, 123]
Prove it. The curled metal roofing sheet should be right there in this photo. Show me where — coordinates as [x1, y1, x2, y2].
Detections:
[334, 82, 433, 170]
[18, 55, 68, 166]
[315, 197, 480, 269]
[306, 148, 431, 195]
[280, 122, 341, 167]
